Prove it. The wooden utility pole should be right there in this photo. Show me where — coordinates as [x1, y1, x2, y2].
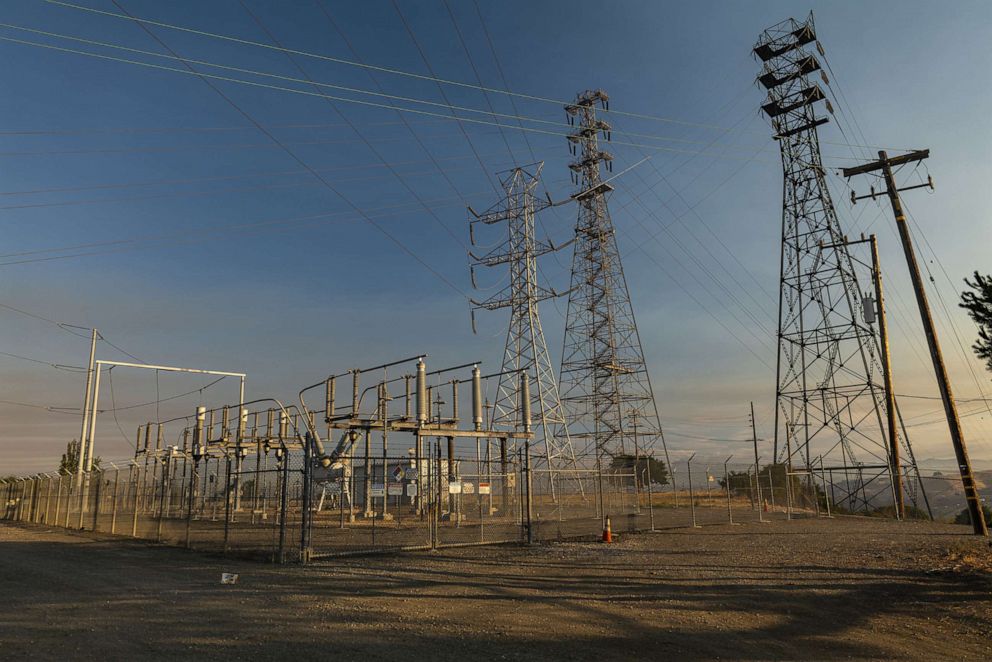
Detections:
[843, 150, 987, 536]
[869, 234, 903, 519]
[750, 402, 764, 521]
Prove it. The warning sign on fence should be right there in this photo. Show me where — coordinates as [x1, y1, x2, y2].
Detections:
[404, 467, 418, 480]
[478, 482, 491, 495]
[462, 482, 475, 494]
[406, 483, 418, 497]
[448, 481, 462, 494]
[392, 465, 404, 482]
[370, 484, 386, 498]
[387, 484, 403, 496]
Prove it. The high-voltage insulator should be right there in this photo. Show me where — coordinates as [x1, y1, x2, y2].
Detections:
[416, 359, 427, 424]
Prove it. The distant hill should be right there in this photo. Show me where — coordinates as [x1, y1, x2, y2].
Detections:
[917, 469, 992, 521]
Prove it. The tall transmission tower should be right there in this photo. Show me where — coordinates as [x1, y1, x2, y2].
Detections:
[469, 164, 578, 476]
[556, 90, 668, 467]
[754, 15, 923, 510]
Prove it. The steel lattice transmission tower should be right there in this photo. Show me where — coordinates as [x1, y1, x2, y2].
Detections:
[556, 90, 669, 467]
[469, 164, 579, 476]
[755, 15, 923, 508]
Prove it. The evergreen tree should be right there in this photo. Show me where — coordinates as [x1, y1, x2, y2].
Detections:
[960, 271, 992, 371]
[58, 439, 100, 474]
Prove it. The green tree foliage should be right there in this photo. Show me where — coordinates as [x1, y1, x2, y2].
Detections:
[57, 439, 100, 475]
[953, 504, 992, 527]
[610, 454, 669, 486]
[960, 271, 992, 371]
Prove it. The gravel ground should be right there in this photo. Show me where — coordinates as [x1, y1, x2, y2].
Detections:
[1, 517, 990, 660]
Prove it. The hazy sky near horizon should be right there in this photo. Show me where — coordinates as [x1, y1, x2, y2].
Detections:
[1, 0, 991, 474]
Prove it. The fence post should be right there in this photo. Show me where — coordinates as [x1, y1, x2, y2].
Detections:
[278, 447, 289, 563]
[157, 456, 170, 542]
[42, 476, 52, 524]
[524, 442, 533, 545]
[63, 477, 72, 528]
[130, 463, 140, 537]
[596, 454, 606, 526]
[300, 434, 312, 564]
[687, 455, 699, 528]
[91, 473, 102, 531]
[725, 457, 734, 525]
[28, 478, 37, 523]
[76, 472, 87, 529]
[645, 464, 655, 531]
[109, 467, 119, 534]
[223, 453, 232, 554]
[785, 466, 794, 520]
[53, 475, 64, 526]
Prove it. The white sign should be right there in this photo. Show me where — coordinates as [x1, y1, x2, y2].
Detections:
[448, 481, 462, 494]
[478, 482, 491, 495]
[387, 484, 404, 496]
[462, 482, 475, 494]
[404, 467, 418, 480]
[220, 573, 239, 585]
[370, 484, 386, 498]
[406, 484, 418, 497]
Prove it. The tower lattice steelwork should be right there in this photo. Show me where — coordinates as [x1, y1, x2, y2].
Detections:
[470, 164, 578, 476]
[755, 15, 923, 510]
[556, 90, 668, 467]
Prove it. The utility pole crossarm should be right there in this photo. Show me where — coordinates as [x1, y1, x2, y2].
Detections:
[841, 149, 930, 178]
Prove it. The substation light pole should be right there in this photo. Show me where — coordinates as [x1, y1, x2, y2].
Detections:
[843, 150, 988, 537]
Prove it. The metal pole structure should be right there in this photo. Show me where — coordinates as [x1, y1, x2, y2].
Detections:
[751, 402, 765, 522]
[687, 454, 699, 528]
[110, 466, 120, 534]
[76, 328, 98, 485]
[843, 149, 987, 536]
[819, 456, 832, 518]
[724, 456, 734, 525]
[524, 441, 533, 544]
[85, 366, 102, 473]
[631, 410, 642, 515]
[869, 233, 903, 519]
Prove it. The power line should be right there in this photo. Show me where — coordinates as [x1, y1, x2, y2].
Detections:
[237, 1, 470, 253]
[0, 153, 505, 198]
[0, 21, 792, 155]
[0, 34, 799, 164]
[0, 399, 81, 415]
[0, 192, 485, 266]
[32, 0, 779, 132]
[104, 0, 471, 300]
[0, 116, 453, 136]
[33, 0, 917, 156]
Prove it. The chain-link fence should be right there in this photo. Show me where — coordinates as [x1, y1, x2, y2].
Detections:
[3, 453, 837, 562]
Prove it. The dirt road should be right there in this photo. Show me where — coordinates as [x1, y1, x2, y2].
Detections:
[1, 517, 990, 660]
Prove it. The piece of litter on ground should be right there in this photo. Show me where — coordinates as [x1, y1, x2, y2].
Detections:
[221, 573, 239, 585]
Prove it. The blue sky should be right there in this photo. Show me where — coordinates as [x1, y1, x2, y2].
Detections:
[1, 0, 991, 473]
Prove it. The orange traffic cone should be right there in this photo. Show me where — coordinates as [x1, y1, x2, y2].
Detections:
[602, 515, 613, 543]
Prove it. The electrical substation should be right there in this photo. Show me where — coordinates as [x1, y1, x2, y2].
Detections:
[3, 11, 989, 567]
